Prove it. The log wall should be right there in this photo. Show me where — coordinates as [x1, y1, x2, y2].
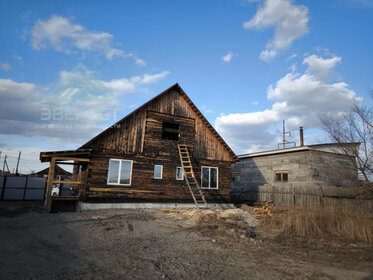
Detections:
[86, 151, 231, 202]
[83, 100, 233, 201]
[87, 88, 234, 161]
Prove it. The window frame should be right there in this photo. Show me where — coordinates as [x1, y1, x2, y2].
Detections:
[176, 167, 184, 180]
[154, 165, 163, 179]
[275, 171, 288, 182]
[201, 166, 219, 189]
[107, 159, 133, 186]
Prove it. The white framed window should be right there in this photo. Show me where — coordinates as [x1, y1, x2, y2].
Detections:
[176, 167, 184, 180]
[107, 159, 133, 186]
[201, 166, 218, 189]
[154, 165, 163, 179]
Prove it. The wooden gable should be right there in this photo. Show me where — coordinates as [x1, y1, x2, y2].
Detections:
[80, 83, 238, 162]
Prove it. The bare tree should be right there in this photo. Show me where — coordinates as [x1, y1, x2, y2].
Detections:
[320, 103, 372, 182]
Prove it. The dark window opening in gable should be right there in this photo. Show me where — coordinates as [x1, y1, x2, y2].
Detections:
[162, 122, 179, 141]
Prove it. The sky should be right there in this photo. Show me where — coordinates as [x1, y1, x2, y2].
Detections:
[0, 0, 372, 174]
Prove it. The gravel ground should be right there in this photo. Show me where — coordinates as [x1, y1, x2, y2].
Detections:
[0, 203, 372, 280]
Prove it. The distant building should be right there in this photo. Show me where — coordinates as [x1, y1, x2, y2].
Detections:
[231, 143, 360, 201]
[28, 165, 72, 179]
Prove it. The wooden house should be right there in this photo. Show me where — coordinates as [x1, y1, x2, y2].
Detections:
[40, 83, 238, 211]
[28, 165, 72, 179]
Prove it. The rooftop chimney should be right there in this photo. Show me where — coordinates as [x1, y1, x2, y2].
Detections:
[300, 127, 304, 147]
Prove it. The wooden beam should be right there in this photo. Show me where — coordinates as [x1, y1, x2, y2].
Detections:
[52, 196, 79, 201]
[53, 162, 81, 165]
[45, 158, 56, 213]
[89, 187, 161, 193]
[79, 163, 88, 200]
[52, 180, 82, 185]
[54, 157, 90, 162]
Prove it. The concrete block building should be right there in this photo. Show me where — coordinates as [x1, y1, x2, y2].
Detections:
[231, 143, 360, 200]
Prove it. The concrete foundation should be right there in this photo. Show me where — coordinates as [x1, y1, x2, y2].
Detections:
[78, 202, 234, 211]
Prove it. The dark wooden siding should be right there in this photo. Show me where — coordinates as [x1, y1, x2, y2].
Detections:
[86, 152, 230, 202]
[82, 87, 234, 202]
[88, 89, 233, 161]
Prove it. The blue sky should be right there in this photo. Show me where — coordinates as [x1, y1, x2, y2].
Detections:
[0, 0, 372, 173]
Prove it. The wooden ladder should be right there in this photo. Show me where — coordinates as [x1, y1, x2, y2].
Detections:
[177, 144, 208, 210]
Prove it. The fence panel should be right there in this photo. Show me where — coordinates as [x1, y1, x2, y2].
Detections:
[0, 176, 46, 201]
[24, 177, 46, 200]
[2, 176, 27, 200]
[0, 176, 4, 198]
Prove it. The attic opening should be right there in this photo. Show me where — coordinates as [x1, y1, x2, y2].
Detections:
[162, 122, 179, 141]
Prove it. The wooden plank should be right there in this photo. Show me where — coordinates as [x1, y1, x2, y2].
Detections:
[45, 158, 56, 213]
[52, 196, 79, 201]
[52, 180, 82, 184]
[89, 187, 161, 193]
[55, 157, 90, 162]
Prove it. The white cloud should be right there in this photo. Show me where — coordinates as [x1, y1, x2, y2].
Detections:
[1, 63, 11, 71]
[252, 101, 259, 106]
[102, 71, 170, 93]
[289, 63, 297, 72]
[201, 105, 213, 114]
[215, 54, 362, 154]
[31, 15, 145, 65]
[222, 51, 234, 63]
[243, 0, 309, 62]
[286, 53, 297, 61]
[303, 54, 341, 82]
[0, 68, 170, 145]
[14, 55, 23, 61]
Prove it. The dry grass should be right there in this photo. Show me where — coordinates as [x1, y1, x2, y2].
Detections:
[262, 208, 373, 243]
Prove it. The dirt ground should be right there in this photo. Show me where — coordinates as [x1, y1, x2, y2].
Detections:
[0, 202, 372, 280]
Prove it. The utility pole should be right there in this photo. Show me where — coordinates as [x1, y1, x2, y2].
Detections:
[2, 155, 7, 176]
[4, 156, 10, 173]
[15, 151, 21, 174]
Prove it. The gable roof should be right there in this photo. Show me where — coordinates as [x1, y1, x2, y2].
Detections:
[29, 164, 72, 176]
[80, 83, 238, 161]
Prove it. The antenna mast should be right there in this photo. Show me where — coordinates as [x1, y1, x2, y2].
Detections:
[278, 120, 296, 149]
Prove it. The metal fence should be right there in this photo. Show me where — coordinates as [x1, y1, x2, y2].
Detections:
[0, 176, 46, 201]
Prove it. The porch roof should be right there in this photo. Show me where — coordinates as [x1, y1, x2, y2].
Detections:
[40, 149, 92, 162]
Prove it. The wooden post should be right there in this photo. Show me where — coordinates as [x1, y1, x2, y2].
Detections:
[72, 162, 79, 196]
[79, 163, 88, 201]
[45, 158, 56, 213]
